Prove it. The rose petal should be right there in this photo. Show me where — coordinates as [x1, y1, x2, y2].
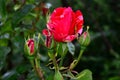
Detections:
[42, 29, 51, 36]
[27, 39, 34, 54]
[73, 10, 83, 34]
[64, 35, 76, 42]
[78, 28, 83, 35]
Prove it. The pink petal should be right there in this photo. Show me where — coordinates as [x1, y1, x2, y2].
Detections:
[64, 35, 76, 42]
[78, 28, 83, 35]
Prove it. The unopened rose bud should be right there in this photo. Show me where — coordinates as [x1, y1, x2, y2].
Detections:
[42, 29, 52, 48]
[41, 3, 51, 16]
[27, 39, 34, 54]
[24, 34, 40, 59]
[78, 26, 90, 49]
[24, 39, 35, 57]
[42, 7, 49, 16]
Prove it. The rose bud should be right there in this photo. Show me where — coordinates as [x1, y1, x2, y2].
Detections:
[41, 3, 51, 16]
[42, 29, 52, 48]
[78, 26, 90, 49]
[41, 4, 49, 16]
[24, 34, 40, 59]
[24, 39, 35, 57]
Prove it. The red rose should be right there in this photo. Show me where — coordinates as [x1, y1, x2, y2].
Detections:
[27, 39, 34, 54]
[43, 7, 83, 42]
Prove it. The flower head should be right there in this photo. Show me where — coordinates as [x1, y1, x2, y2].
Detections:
[43, 7, 84, 42]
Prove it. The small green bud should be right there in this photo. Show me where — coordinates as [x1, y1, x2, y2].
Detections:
[78, 26, 90, 48]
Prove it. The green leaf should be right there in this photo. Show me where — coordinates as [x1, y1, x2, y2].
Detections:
[57, 43, 67, 55]
[0, 47, 11, 71]
[0, 0, 7, 17]
[0, 20, 13, 34]
[16, 64, 30, 74]
[57, 43, 63, 55]
[62, 43, 67, 54]
[57, 43, 68, 66]
[0, 0, 7, 26]
[54, 70, 63, 80]
[67, 42, 75, 55]
[75, 69, 92, 80]
[48, 52, 54, 59]
[27, 0, 35, 4]
[12, 4, 33, 27]
[0, 39, 9, 46]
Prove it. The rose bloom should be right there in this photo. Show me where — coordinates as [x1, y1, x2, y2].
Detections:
[27, 39, 34, 54]
[43, 7, 83, 42]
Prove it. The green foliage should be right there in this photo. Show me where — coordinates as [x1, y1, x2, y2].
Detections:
[0, 0, 7, 17]
[75, 69, 92, 80]
[54, 70, 63, 80]
[0, 47, 11, 71]
[12, 4, 33, 27]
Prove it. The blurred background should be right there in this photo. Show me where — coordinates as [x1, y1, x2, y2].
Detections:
[0, 0, 120, 80]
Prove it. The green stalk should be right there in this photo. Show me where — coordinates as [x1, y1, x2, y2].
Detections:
[30, 59, 35, 70]
[29, 57, 44, 80]
[59, 51, 67, 67]
[59, 54, 65, 67]
[52, 53, 59, 71]
[34, 57, 44, 80]
[59, 43, 67, 67]
[70, 49, 85, 70]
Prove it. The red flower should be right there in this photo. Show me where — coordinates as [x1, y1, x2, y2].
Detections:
[43, 7, 84, 42]
[27, 39, 34, 54]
